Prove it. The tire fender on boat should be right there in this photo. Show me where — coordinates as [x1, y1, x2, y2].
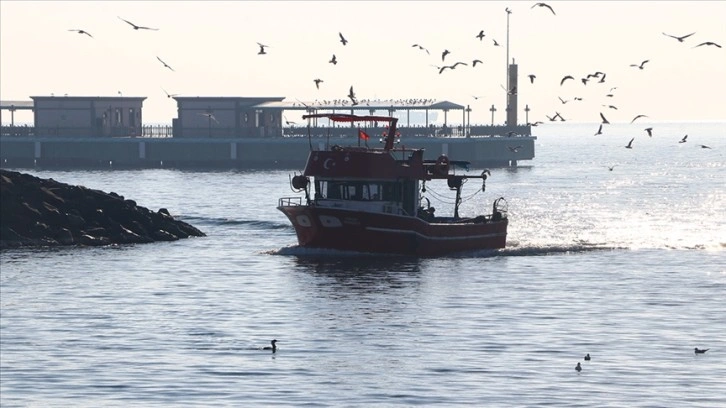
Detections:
[435, 155, 450, 176]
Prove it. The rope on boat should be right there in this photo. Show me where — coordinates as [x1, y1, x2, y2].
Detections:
[423, 183, 483, 206]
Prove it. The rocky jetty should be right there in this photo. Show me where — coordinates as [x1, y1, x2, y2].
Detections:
[1, 169, 205, 249]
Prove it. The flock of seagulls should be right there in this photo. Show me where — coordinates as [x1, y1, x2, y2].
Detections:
[504, 4, 721, 162]
[64, 3, 721, 149]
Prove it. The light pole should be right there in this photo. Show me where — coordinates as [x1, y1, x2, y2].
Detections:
[525, 104, 530, 125]
[505, 7, 512, 119]
[490, 105, 497, 126]
[465, 105, 472, 137]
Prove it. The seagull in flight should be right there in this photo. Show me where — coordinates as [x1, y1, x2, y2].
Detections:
[558, 96, 568, 104]
[493, 39, 500, 46]
[348, 86, 358, 105]
[679, 134, 688, 143]
[476, 30, 486, 41]
[560, 75, 574, 85]
[257, 43, 270, 55]
[68, 29, 93, 38]
[283, 116, 297, 126]
[199, 112, 219, 124]
[528, 74, 536, 84]
[118, 17, 158, 31]
[630, 114, 648, 123]
[594, 124, 603, 136]
[600, 112, 610, 124]
[630, 59, 649, 69]
[508, 145, 523, 153]
[339, 32, 348, 46]
[472, 59, 483, 67]
[644, 127, 653, 137]
[329, 54, 337, 65]
[314, 79, 323, 89]
[698, 144, 712, 149]
[606, 165, 616, 171]
[531, 2, 556, 15]
[156, 56, 174, 71]
[663, 32, 695, 42]
[412, 44, 430, 54]
[442, 49, 451, 61]
[693, 41, 722, 48]
[625, 138, 634, 149]
[162, 88, 179, 98]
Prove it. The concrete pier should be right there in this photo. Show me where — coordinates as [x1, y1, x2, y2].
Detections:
[1, 135, 535, 170]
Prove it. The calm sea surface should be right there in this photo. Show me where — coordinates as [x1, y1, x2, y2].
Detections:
[1, 122, 725, 407]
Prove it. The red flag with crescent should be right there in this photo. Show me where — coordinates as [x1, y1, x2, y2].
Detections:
[358, 129, 370, 141]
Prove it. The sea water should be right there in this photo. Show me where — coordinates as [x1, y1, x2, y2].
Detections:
[1, 122, 724, 407]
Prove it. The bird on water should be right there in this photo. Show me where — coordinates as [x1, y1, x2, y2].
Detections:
[575, 362, 582, 372]
[584, 353, 591, 361]
[263, 339, 278, 353]
[694, 347, 709, 354]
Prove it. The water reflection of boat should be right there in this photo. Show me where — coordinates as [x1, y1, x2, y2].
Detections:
[278, 113, 508, 256]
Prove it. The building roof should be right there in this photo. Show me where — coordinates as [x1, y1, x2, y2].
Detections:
[173, 96, 285, 104]
[30, 96, 147, 102]
[0, 100, 34, 110]
[429, 100, 466, 110]
[255, 99, 466, 111]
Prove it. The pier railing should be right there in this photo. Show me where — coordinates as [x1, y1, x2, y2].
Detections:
[1, 124, 532, 139]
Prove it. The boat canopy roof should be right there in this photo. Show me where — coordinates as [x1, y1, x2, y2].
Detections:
[302, 113, 397, 123]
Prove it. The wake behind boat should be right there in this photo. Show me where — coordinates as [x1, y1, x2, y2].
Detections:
[277, 113, 508, 256]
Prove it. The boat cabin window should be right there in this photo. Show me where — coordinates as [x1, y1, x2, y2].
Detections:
[315, 180, 400, 202]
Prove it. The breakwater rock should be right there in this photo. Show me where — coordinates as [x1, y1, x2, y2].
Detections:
[1, 169, 205, 249]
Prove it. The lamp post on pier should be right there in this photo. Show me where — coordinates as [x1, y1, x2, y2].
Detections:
[525, 104, 530, 125]
[465, 105, 471, 137]
[489, 105, 497, 126]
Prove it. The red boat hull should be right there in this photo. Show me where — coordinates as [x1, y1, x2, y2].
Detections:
[278, 205, 507, 256]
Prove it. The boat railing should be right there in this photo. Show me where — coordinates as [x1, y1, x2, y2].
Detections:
[278, 197, 303, 207]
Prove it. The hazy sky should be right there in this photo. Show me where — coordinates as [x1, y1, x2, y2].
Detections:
[1, 1, 725, 125]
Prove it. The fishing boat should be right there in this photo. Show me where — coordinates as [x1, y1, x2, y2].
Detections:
[277, 113, 508, 256]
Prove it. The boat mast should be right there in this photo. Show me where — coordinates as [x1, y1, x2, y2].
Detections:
[383, 118, 399, 151]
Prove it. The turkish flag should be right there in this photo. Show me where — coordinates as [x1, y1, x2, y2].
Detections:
[358, 129, 370, 140]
